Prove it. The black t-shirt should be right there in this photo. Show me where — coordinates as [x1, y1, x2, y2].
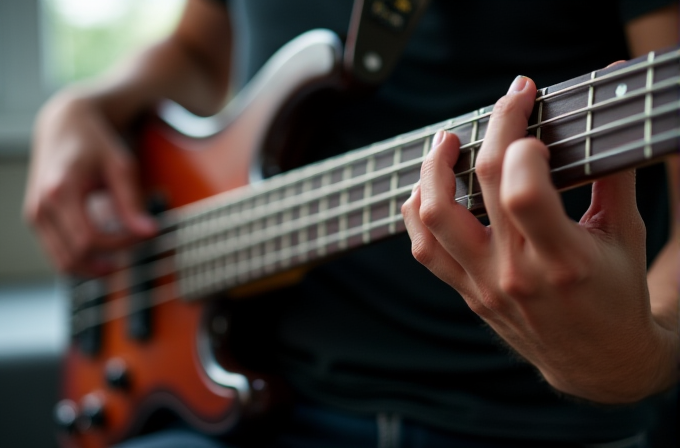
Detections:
[222, 0, 674, 442]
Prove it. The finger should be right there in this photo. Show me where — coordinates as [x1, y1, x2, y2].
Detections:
[35, 218, 70, 273]
[475, 76, 537, 234]
[418, 131, 489, 264]
[402, 181, 468, 289]
[582, 170, 644, 246]
[606, 60, 626, 68]
[39, 206, 109, 276]
[500, 137, 585, 261]
[103, 148, 157, 238]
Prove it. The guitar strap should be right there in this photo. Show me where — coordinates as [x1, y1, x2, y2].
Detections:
[344, 0, 430, 87]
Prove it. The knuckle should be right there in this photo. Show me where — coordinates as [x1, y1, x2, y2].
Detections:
[502, 184, 541, 217]
[410, 236, 434, 266]
[544, 261, 587, 288]
[400, 197, 413, 217]
[498, 260, 536, 299]
[474, 152, 500, 183]
[466, 298, 490, 318]
[418, 201, 444, 230]
[469, 293, 498, 320]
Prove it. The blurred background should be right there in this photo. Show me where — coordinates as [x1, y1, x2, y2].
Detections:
[0, 1, 677, 447]
[0, 1, 185, 446]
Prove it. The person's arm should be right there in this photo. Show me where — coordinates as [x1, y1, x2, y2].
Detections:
[23, 0, 232, 276]
[402, 5, 679, 404]
[627, 0, 680, 353]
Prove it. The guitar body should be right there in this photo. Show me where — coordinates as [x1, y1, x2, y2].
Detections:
[56, 30, 344, 448]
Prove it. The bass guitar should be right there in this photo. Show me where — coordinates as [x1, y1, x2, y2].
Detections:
[54, 29, 680, 448]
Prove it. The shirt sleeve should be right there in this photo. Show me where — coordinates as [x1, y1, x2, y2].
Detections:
[619, 0, 677, 24]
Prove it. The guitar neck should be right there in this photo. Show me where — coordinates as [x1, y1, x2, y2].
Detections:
[174, 47, 680, 300]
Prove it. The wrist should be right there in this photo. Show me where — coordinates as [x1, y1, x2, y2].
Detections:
[540, 320, 678, 404]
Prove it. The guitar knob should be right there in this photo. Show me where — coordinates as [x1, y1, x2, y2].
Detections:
[105, 358, 130, 390]
[77, 393, 106, 431]
[54, 399, 78, 432]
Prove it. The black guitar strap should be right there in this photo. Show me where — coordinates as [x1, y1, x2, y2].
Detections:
[344, 0, 430, 87]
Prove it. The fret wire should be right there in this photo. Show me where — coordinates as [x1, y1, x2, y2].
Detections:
[298, 179, 312, 263]
[389, 144, 402, 234]
[263, 191, 278, 274]
[644, 51, 655, 159]
[362, 156, 376, 244]
[318, 171, 331, 257]
[536, 49, 679, 102]
[585, 71, 596, 176]
[467, 109, 481, 209]
[536, 88, 546, 140]
[339, 165, 351, 250]
[280, 184, 294, 268]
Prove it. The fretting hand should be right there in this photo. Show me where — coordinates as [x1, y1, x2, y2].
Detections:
[401, 75, 677, 403]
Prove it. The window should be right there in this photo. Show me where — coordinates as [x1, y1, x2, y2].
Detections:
[0, 0, 186, 153]
[43, 0, 186, 86]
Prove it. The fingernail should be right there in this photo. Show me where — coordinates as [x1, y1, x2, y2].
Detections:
[433, 130, 446, 147]
[508, 75, 528, 94]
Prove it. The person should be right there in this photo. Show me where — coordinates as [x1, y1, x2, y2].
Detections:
[24, 0, 679, 447]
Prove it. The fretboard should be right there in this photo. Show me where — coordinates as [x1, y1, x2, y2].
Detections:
[174, 47, 680, 300]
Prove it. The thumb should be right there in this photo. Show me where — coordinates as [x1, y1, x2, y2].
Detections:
[103, 149, 157, 237]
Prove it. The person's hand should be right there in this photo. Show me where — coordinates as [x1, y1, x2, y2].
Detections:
[23, 91, 157, 277]
[401, 76, 673, 403]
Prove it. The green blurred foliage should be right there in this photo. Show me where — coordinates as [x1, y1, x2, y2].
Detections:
[44, 0, 186, 86]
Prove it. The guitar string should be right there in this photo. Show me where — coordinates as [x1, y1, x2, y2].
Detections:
[70, 127, 680, 334]
[69, 81, 680, 305]
[69, 61, 680, 320]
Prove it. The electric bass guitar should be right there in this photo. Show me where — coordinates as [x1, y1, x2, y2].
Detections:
[53, 30, 680, 448]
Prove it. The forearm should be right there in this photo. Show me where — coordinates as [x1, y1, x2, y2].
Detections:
[645, 157, 680, 393]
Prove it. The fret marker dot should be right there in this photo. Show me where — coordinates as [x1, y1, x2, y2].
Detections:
[363, 52, 383, 73]
[615, 83, 627, 97]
